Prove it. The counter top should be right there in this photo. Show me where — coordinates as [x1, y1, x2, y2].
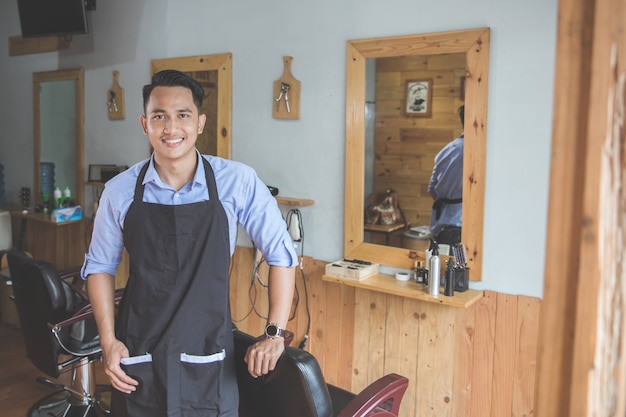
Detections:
[10, 210, 83, 226]
[322, 273, 483, 308]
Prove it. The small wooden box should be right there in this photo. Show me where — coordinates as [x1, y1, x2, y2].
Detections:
[325, 260, 379, 281]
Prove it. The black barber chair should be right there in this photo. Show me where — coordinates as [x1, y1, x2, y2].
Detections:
[233, 328, 409, 417]
[6, 248, 111, 417]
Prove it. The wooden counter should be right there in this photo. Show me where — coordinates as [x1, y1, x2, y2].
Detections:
[322, 272, 483, 308]
[10, 211, 86, 270]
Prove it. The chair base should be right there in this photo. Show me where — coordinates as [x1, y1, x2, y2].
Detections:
[28, 385, 111, 417]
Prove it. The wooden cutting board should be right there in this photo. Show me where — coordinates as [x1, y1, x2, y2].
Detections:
[107, 70, 125, 120]
[273, 56, 300, 120]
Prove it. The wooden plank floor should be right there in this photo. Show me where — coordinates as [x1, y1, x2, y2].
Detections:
[0, 324, 107, 417]
[0, 324, 54, 417]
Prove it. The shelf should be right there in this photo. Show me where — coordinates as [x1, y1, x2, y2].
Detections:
[8, 35, 70, 56]
[322, 273, 483, 308]
[275, 197, 314, 206]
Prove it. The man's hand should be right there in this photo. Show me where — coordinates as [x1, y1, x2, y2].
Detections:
[243, 337, 285, 378]
[102, 338, 139, 394]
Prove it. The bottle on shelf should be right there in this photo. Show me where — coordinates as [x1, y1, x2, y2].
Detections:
[53, 186, 62, 208]
[42, 194, 50, 215]
[428, 239, 440, 297]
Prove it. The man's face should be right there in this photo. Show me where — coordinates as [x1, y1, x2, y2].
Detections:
[140, 86, 206, 165]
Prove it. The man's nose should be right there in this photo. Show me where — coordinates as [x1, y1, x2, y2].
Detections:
[163, 118, 177, 132]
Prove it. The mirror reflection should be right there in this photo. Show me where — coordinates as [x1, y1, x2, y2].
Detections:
[33, 68, 84, 209]
[39, 80, 76, 200]
[344, 28, 489, 279]
[363, 53, 466, 252]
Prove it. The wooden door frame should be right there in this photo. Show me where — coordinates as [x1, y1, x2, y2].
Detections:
[537, 0, 626, 415]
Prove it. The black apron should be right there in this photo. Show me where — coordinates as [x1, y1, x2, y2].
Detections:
[111, 157, 238, 417]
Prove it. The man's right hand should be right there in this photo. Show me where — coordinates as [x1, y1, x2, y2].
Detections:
[86, 273, 138, 394]
[102, 338, 139, 394]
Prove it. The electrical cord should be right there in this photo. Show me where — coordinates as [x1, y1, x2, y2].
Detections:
[232, 210, 312, 349]
[231, 245, 263, 323]
[231, 245, 299, 323]
[297, 257, 311, 349]
[286, 208, 311, 349]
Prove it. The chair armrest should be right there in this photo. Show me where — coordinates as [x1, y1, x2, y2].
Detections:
[58, 265, 82, 280]
[53, 288, 124, 331]
[334, 373, 409, 417]
[51, 306, 95, 331]
[114, 288, 124, 303]
[59, 265, 90, 301]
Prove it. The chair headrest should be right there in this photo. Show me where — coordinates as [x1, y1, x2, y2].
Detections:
[8, 250, 78, 318]
[233, 329, 334, 417]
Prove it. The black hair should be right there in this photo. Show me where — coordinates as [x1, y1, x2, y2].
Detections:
[458, 105, 465, 126]
[142, 70, 204, 112]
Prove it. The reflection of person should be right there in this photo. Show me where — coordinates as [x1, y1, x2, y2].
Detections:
[82, 70, 297, 417]
[408, 81, 428, 112]
[428, 105, 465, 246]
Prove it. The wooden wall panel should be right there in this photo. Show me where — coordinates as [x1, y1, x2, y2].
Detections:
[491, 293, 518, 417]
[452, 302, 476, 417]
[512, 296, 540, 416]
[467, 291, 496, 417]
[229, 247, 541, 417]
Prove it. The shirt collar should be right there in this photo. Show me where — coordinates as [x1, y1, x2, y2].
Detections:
[142, 150, 207, 190]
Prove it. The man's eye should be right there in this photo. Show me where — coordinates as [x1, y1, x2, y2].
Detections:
[153, 115, 165, 120]
[179, 113, 190, 118]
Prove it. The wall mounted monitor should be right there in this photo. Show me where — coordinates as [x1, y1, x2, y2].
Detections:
[18, 0, 89, 38]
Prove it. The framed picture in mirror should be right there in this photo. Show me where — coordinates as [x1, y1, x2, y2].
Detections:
[404, 78, 433, 117]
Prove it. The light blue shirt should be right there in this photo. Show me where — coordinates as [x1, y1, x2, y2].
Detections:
[81, 151, 297, 279]
[428, 136, 463, 236]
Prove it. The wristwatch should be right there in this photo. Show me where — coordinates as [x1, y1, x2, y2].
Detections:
[264, 323, 286, 339]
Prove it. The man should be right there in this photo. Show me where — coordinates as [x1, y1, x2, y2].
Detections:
[82, 70, 297, 417]
[428, 105, 464, 246]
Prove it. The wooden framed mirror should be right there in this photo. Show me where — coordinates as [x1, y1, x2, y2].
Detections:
[150, 53, 232, 159]
[344, 28, 489, 279]
[33, 68, 84, 208]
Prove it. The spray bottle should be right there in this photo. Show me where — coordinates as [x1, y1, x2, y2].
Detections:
[428, 239, 440, 297]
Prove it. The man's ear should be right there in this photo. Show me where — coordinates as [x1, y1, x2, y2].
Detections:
[139, 115, 148, 135]
[197, 114, 207, 134]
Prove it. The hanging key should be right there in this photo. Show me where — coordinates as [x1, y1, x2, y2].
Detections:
[274, 88, 284, 112]
[274, 83, 291, 113]
[281, 83, 291, 113]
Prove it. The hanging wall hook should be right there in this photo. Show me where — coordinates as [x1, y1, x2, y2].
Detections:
[272, 56, 300, 119]
[275, 82, 291, 113]
[107, 70, 125, 120]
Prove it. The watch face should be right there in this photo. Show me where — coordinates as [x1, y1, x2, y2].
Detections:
[266, 324, 279, 337]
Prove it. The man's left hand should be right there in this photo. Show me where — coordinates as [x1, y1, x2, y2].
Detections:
[244, 336, 285, 378]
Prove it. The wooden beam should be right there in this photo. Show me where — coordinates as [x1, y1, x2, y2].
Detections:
[8, 35, 69, 57]
[537, 0, 626, 415]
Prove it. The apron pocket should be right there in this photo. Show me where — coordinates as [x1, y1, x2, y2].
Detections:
[180, 349, 225, 413]
[120, 353, 159, 409]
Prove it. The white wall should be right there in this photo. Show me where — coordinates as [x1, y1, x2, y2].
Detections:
[0, 0, 558, 298]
